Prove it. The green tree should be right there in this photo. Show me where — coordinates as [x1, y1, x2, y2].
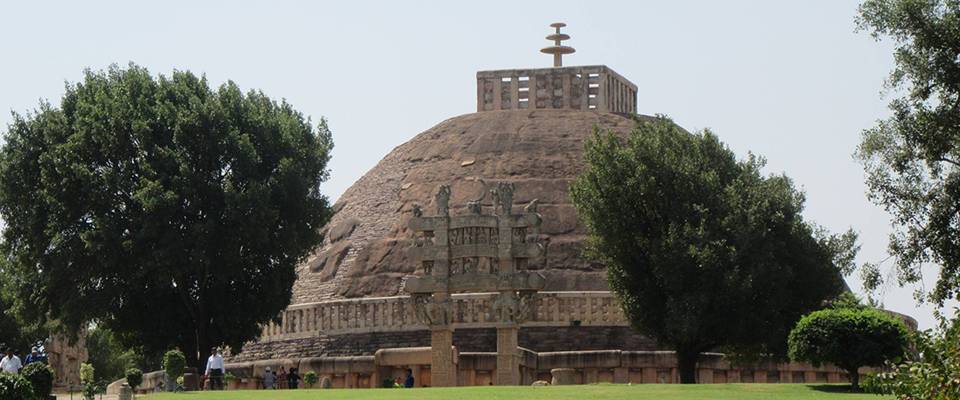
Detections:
[85, 326, 142, 383]
[570, 117, 850, 383]
[856, 0, 960, 305]
[0, 64, 333, 369]
[788, 307, 909, 390]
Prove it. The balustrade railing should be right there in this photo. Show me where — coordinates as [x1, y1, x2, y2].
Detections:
[259, 291, 628, 342]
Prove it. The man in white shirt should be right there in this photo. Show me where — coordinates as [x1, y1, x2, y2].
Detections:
[1, 348, 23, 374]
[205, 347, 225, 390]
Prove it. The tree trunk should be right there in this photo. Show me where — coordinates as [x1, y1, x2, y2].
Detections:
[676, 349, 699, 384]
[196, 321, 211, 374]
[848, 368, 860, 391]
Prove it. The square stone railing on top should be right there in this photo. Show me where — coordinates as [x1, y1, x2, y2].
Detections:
[258, 291, 629, 342]
[476, 65, 637, 114]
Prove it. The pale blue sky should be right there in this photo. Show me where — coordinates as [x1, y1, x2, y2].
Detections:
[1, 0, 956, 329]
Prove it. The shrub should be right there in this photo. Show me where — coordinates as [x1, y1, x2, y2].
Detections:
[162, 349, 186, 379]
[304, 371, 318, 388]
[0, 372, 34, 400]
[21, 362, 54, 398]
[79, 363, 95, 385]
[863, 315, 960, 400]
[125, 367, 143, 391]
[788, 307, 909, 390]
[79, 363, 96, 400]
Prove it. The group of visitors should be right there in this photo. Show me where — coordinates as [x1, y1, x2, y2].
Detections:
[203, 348, 417, 391]
[1, 346, 47, 374]
[260, 366, 301, 389]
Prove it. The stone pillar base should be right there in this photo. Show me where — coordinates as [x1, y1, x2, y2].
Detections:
[431, 328, 456, 387]
[496, 326, 520, 385]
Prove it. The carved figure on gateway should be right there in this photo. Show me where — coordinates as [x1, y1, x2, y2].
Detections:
[405, 182, 547, 386]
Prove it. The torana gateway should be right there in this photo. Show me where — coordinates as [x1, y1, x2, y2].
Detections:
[201, 24, 915, 388]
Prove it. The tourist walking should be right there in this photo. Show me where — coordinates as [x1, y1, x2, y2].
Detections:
[262, 367, 276, 389]
[287, 367, 301, 389]
[404, 369, 414, 388]
[277, 366, 288, 389]
[1, 348, 23, 373]
[205, 347, 226, 390]
[24, 347, 44, 365]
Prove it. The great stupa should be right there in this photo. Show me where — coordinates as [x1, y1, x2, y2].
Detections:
[217, 24, 863, 389]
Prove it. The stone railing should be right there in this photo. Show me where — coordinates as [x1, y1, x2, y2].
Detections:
[259, 291, 628, 342]
[476, 65, 637, 113]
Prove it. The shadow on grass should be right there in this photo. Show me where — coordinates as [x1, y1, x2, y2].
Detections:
[808, 384, 861, 394]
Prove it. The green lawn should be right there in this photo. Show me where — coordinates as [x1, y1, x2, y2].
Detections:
[147, 384, 886, 400]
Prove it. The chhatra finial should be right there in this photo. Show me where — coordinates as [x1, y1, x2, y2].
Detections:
[540, 22, 575, 67]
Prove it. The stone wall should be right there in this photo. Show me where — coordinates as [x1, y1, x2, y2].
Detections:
[233, 326, 657, 363]
[222, 349, 859, 389]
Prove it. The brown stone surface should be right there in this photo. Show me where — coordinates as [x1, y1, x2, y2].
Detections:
[233, 326, 658, 363]
[551, 368, 577, 385]
[291, 109, 645, 305]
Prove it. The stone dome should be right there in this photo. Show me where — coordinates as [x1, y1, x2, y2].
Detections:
[291, 109, 648, 305]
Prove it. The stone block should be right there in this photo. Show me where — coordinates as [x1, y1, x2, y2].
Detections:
[550, 368, 576, 385]
[613, 367, 629, 383]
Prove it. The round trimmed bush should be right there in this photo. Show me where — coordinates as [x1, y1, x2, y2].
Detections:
[789, 307, 908, 390]
[162, 349, 186, 378]
[304, 371, 318, 388]
[125, 367, 143, 390]
[21, 362, 54, 398]
[0, 372, 35, 400]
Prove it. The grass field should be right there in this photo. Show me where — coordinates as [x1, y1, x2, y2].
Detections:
[147, 384, 886, 400]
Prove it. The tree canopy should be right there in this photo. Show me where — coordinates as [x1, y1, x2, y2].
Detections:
[788, 307, 909, 390]
[570, 117, 850, 383]
[856, 0, 960, 305]
[0, 64, 333, 368]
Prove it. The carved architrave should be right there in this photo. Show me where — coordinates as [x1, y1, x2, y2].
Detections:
[413, 293, 452, 327]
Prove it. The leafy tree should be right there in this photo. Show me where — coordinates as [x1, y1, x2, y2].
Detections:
[570, 117, 850, 383]
[21, 362, 54, 399]
[864, 314, 960, 399]
[856, 0, 960, 305]
[85, 326, 142, 383]
[788, 307, 908, 390]
[0, 64, 334, 369]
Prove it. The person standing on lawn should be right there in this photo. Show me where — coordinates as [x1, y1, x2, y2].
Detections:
[262, 367, 276, 389]
[205, 347, 226, 390]
[287, 367, 301, 389]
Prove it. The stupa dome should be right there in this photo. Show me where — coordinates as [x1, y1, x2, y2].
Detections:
[292, 108, 649, 305]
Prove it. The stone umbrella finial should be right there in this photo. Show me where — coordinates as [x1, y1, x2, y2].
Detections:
[540, 22, 575, 67]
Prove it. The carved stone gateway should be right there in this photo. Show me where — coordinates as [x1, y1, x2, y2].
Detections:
[406, 182, 546, 386]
